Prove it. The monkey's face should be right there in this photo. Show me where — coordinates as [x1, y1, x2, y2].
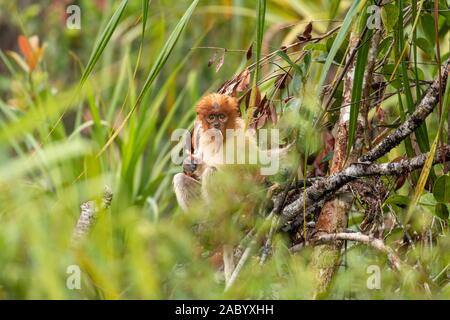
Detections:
[196, 93, 239, 134]
[205, 112, 228, 132]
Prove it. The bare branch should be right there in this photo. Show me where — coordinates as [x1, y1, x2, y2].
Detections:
[71, 186, 113, 247]
[360, 59, 450, 163]
[282, 145, 450, 223]
[225, 239, 255, 292]
[312, 232, 402, 271]
[281, 59, 450, 221]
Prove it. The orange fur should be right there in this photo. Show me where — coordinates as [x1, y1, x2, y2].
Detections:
[175, 93, 282, 280]
[195, 93, 239, 134]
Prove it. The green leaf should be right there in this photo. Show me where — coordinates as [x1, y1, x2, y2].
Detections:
[382, 64, 402, 89]
[80, 0, 128, 86]
[318, 0, 362, 94]
[376, 36, 393, 60]
[419, 192, 437, 206]
[433, 175, 450, 203]
[385, 195, 410, 207]
[321, 151, 334, 163]
[325, 34, 349, 65]
[397, 0, 430, 155]
[254, 0, 266, 82]
[381, 2, 398, 33]
[410, 66, 425, 81]
[133, 0, 152, 76]
[434, 203, 449, 220]
[347, 27, 371, 156]
[136, 0, 198, 107]
[247, 0, 266, 126]
[304, 43, 327, 52]
[98, 0, 199, 156]
[277, 51, 303, 75]
[408, 34, 450, 222]
[419, 14, 436, 46]
[245, 0, 266, 126]
[415, 37, 435, 56]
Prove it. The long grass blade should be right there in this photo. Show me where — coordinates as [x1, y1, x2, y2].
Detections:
[246, 0, 266, 127]
[347, 25, 371, 156]
[317, 0, 362, 95]
[133, 0, 151, 77]
[406, 59, 450, 224]
[80, 0, 129, 86]
[98, 0, 199, 157]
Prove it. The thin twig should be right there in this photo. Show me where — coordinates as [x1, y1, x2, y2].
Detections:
[225, 239, 255, 291]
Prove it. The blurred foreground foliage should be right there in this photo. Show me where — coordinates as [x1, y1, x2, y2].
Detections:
[0, 0, 449, 299]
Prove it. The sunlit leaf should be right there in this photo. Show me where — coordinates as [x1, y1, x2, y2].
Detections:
[433, 175, 450, 203]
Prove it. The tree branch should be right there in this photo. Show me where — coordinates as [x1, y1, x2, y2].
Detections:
[282, 145, 450, 223]
[360, 59, 450, 163]
[71, 186, 113, 247]
[312, 232, 402, 271]
[281, 58, 450, 221]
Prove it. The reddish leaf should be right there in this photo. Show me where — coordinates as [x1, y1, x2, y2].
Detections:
[256, 113, 268, 129]
[296, 22, 313, 42]
[258, 95, 267, 111]
[208, 51, 217, 67]
[283, 96, 294, 104]
[215, 51, 225, 72]
[217, 79, 232, 94]
[275, 73, 288, 89]
[253, 86, 261, 108]
[18, 36, 36, 70]
[236, 68, 250, 92]
[376, 106, 385, 122]
[244, 87, 260, 112]
[244, 90, 251, 110]
[269, 103, 278, 124]
[246, 44, 253, 61]
[217, 68, 250, 96]
[311, 131, 335, 176]
[17, 35, 43, 72]
[303, 22, 313, 39]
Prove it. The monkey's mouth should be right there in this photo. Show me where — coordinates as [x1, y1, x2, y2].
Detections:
[213, 124, 221, 129]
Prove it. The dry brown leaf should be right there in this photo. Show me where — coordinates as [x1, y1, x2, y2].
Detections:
[215, 51, 225, 72]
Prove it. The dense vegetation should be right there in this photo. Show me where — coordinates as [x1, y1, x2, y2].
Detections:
[0, 0, 449, 299]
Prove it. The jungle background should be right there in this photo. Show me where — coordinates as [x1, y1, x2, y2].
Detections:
[0, 0, 449, 299]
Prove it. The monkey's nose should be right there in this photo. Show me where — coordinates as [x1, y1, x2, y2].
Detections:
[213, 123, 221, 129]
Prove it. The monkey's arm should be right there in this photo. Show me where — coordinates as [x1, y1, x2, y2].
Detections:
[200, 166, 218, 205]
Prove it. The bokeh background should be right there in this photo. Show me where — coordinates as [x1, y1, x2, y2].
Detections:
[0, 0, 449, 299]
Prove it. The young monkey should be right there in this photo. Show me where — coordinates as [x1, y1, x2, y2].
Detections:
[173, 93, 252, 210]
[173, 93, 286, 284]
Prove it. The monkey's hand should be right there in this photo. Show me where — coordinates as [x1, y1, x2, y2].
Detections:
[182, 154, 203, 178]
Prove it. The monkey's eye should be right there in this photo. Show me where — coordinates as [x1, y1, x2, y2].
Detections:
[218, 114, 227, 122]
[208, 114, 215, 121]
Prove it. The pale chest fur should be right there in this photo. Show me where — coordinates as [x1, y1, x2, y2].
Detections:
[196, 121, 258, 168]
